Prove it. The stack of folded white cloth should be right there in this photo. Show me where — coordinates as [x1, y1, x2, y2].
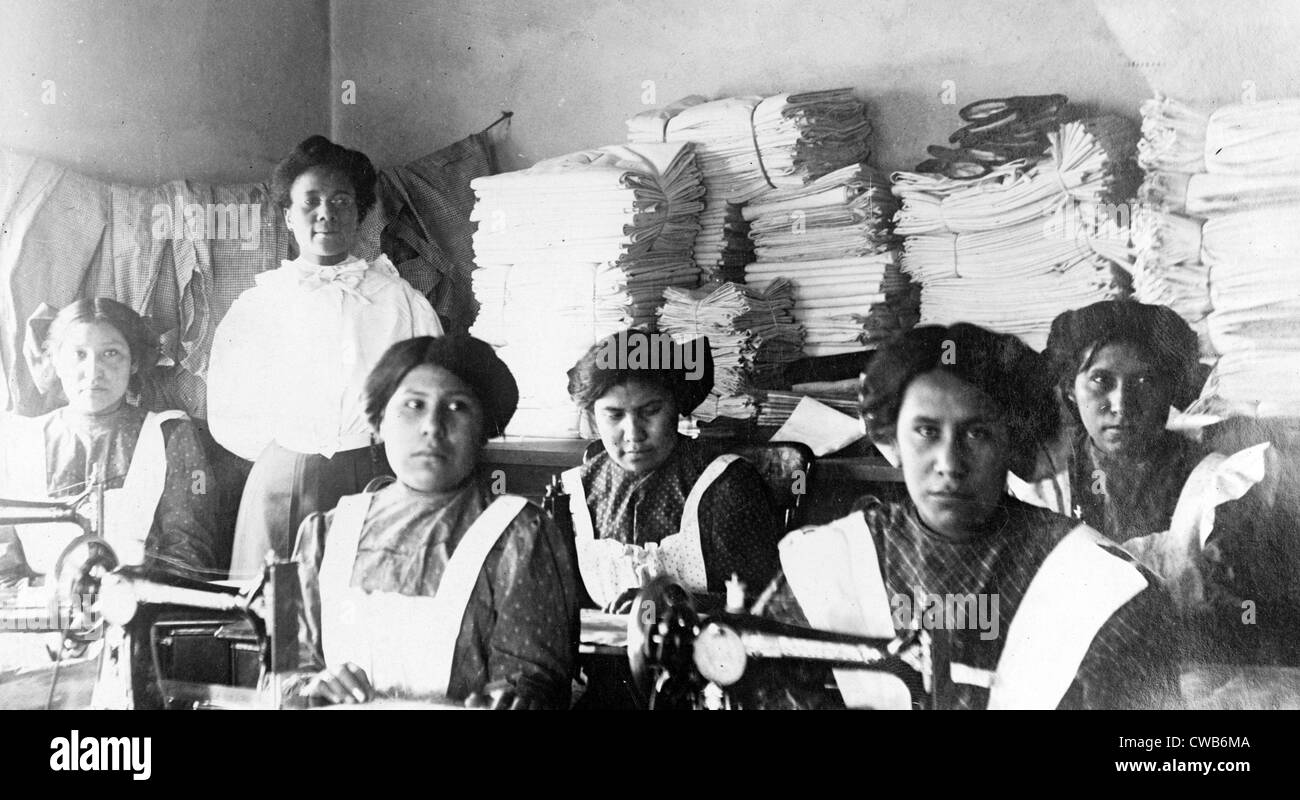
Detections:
[1136, 95, 1300, 420]
[756, 390, 861, 428]
[890, 116, 1139, 351]
[656, 280, 804, 421]
[740, 163, 916, 357]
[469, 142, 706, 436]
[628, 89, 873, 282]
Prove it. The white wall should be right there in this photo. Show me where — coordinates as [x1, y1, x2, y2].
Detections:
[328, 0, 1300, 175]
[0, 0, 332, 185]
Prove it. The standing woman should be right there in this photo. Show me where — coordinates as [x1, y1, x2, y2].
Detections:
[0, 298, 218, 583]
[208, 136, 443, 579]
[289, 335, 579, 708]
[563, 329, 782, 609]
[1011, 300, 1206, 543]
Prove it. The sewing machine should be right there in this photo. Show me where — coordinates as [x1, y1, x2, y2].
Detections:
[588, 577, 939, 710]
[1, 492, 301, 709]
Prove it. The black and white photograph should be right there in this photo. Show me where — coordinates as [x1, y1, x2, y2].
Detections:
[0, 0, 1295, 779]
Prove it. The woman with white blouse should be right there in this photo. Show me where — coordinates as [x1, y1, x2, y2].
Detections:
[207, 136, 443, 578]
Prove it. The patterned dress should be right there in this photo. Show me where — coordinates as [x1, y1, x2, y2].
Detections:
[1069, 430, 1206, 543]
[746, 495, 1182, 710]
[0, 404, 219, 584]
[293, 479, 580, 708]
[574, 435, 782, 594]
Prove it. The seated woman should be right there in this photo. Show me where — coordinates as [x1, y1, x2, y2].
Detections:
[1009, 300, 1206, 543]
[563, 329, 782, 609]
[207, 135, 443, 580]
[0, 298, 218, 585]
[746, 323, 1180, 710]
[288, 335, 579, 709]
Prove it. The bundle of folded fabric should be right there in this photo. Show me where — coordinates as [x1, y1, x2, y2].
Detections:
[628, 89, 873, 282]
[469, 142, 705, 436]
[740, 163, 916, 357]
[755, 389, 861, 428]
[891, 110, 1139, 351]
[656, 280, 804, 421]
[1138, 95, 1300, 176]
[1135, 95, 1300, 422]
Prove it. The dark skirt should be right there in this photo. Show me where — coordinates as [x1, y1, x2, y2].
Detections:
[228, 441, 392, 579]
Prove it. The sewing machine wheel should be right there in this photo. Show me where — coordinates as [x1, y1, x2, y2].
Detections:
[51, 534, 118, 643]
[626, 577, 701, 709]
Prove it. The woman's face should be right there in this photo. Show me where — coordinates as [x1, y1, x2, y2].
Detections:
[284, 166, 359, 266]
[592, 379, 679, 475]
[1070, 342, 1172, 459]
[378, 364, 486, 493]
[52, 320, 135, 416]
[895, 370, 1012, 540]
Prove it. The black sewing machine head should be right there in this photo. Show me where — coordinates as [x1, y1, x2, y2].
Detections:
[625, 577, 936, 710]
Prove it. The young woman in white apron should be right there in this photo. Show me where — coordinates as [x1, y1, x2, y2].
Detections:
[287, 334, 579, 709]
[0, 298, 218, 588]
[563, 329, 782, 611]
[746, 323, 1182, 710]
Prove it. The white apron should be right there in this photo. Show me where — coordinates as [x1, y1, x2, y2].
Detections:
[779, 512, 1148, 709]
[562, 454, 739, 607]
[318, 492, 526, 699]
[0, 409, 182, 576]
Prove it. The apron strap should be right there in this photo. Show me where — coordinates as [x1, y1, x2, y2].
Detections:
[779, 511, 909, 709]
[560, 466, 594, 540]
[105, 410, 185, 564]
[654, 454, 739, 594]
[0, 412, 47, 498]
[678, 454, 740, 541]
[986, 523, 1148, 709]
[319, 493, 373, 604]
[426, 494, 527, 696]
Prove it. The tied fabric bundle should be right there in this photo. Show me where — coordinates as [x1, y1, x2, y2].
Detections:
[628, 89, 874, 281]
[468, 142, 705, 437]
[1138, 95, 1300, 176]
[1135, 94, 1300, 424]
[890, 114, 1139, 352]
[741, 163, 916, 357]
[655, 280, 804, 421]
[756, 388, 860, 428]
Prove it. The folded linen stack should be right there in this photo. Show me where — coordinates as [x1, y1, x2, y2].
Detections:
[469, 142, 706, 436]
[628, 89, 873, 282]
[656, 280, 804, 421]
[756, 390, 861, 428]
[741, 163, 916, 357]
[1136, 96, 1300, 420]
[890, 115, 1139, 351]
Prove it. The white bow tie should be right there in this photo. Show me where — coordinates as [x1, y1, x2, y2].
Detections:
[296, 262, 370, 302]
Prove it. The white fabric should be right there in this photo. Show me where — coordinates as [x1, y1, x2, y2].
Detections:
[777, 513, 911, 709]
[0, 409, 180, 575]
[318, 492, 524, 698]
[891, 119, 1133, 350]
[1140, 95, 1300, 176]
[563, 456, 732, 607]
[988, 524, 1148, 709]
[655, 282, 802, 421]
[781, 514, 1148, 709]
[207, 253, 442, 460]
[1123, 445, 1276, 612]
[469, 142, 704, 435]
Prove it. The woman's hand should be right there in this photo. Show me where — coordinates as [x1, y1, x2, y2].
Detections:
[300, 663, 374, 706]
[464, 686, 542, 710]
